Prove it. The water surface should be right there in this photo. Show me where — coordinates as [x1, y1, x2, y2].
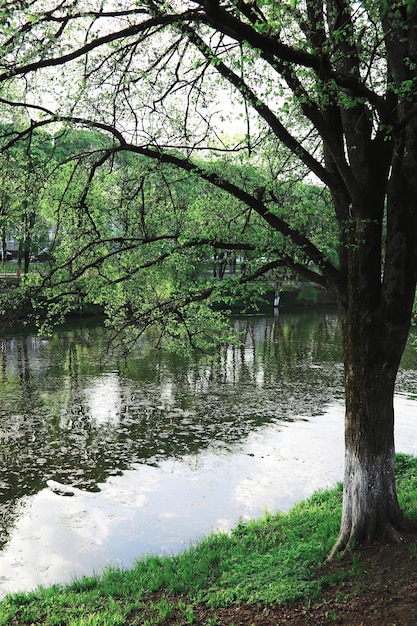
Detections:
[0, 312, 416, 596]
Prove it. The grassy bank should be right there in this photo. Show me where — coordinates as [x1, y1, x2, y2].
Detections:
[1, 454, 417, 626]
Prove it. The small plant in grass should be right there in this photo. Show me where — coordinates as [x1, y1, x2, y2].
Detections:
[324, 609, 338, 621]
[178, 599, 195, 623]
[154, 596, 173, 620]
[21, 605, 43, 623]
[350, 553, 363, 576]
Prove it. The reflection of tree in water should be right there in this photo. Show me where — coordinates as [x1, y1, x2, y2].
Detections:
[0, 312, 346, 549]
[1, 340, 6, 383]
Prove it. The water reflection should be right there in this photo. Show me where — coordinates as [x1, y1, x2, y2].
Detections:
[0, 311, 416, 596]
[0, 314, 344, 497]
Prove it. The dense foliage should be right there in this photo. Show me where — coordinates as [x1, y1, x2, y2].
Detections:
[0, 126, 335, 347]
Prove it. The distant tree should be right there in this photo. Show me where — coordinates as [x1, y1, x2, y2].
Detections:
[1, 1, 417, 556]
[0, 127, 55, 273]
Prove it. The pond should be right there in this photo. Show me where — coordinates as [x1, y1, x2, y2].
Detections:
[0, 310, 417, 597]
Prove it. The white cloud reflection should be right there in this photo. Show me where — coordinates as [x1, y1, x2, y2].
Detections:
[84, 374, 122, 425]
[1, 394, 417, 599]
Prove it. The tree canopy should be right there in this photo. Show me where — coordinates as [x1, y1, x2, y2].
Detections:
[1, 0, 417, 555]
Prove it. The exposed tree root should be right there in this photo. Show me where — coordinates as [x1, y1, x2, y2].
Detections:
[383, 521, 405, 544]
[327, 517, 412, 562]
[326, 534, 348, 562]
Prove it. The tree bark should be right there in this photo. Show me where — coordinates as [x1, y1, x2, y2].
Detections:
[328, 309, 411, 558]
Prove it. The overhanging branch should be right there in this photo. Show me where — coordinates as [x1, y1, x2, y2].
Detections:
[118, 142, 339, 288]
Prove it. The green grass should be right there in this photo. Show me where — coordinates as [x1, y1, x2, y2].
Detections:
[1, 454, 417, 625]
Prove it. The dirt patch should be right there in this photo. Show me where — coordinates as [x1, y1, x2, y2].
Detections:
[131, 533, 417, 625]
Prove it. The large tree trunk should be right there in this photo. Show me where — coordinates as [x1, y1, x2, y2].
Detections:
[328, 308, 412, 558]
[326, 110, 417, 555]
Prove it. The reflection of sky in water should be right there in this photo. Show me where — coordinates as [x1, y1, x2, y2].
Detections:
[0, 406, 345, 596]
[1, 394, 417, 597]
[84, 374, 122, 425]
[0, 314, 417, 598]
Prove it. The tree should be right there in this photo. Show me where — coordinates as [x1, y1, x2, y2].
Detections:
[0, 123, 56, 273]
[1, 0, 417, 555]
